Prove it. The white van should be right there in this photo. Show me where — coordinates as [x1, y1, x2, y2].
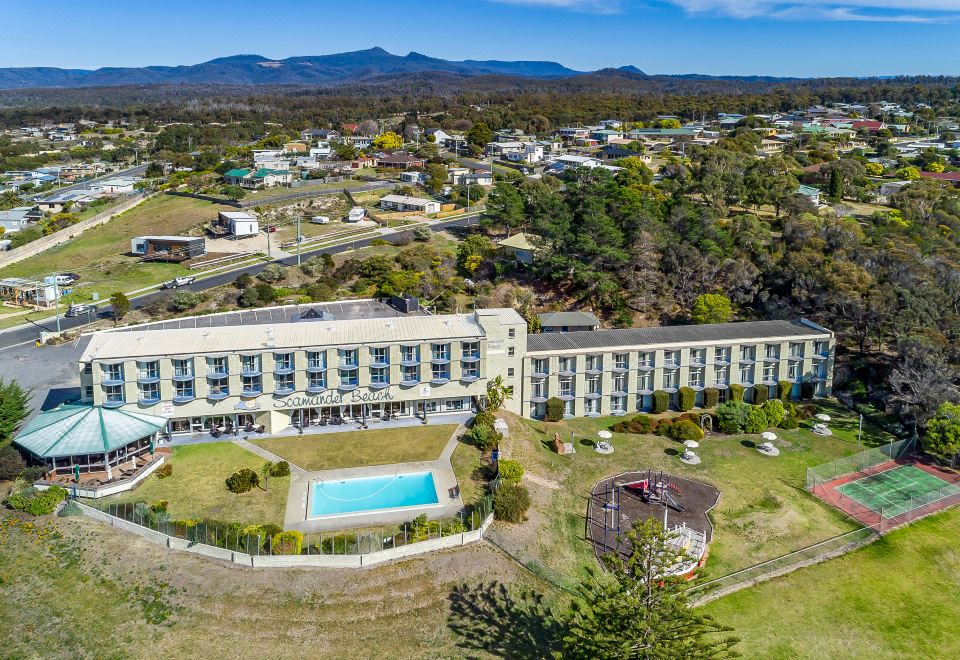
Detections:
[311, 215, 330, 224]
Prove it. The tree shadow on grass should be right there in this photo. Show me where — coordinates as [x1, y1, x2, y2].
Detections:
[740, 439, 756, 449]
[579, 438, 594, 448]
[447, 581, 563, 658]
[664, 447, 679, 457]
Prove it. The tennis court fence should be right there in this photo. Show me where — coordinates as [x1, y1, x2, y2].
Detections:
[805, 436, 915, 490]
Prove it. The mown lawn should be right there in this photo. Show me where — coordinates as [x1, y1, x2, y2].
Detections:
[0, 194, 234, 301]
[704, 507, 960, 658]
[450, 438, 488, 506]
[496, 399, 897, 582]
[104, 442, 289, 526]
[254, 424, 458, 471]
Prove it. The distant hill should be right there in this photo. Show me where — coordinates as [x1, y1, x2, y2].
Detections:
[0, 47, 640, 90]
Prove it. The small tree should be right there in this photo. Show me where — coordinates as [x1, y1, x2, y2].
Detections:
[493, 483, 530, 523]
[760, 399, 785, 428]
[729, 383, 745, 402]
[924, 402, 960, 463]
[545, 397, 565, 423]
[669, 420, 704, 442]
[485, 375, 513, 412]
[652, 390, 670, 414]
[703, 387, 720, 409]
[258, 263, 287, 283]
[777, 380, 793, 402]
[691, 293, 733, 324]
[226, 468, 260, 493]
[109, 291, 130, 326]
[744, 406, 769, 434]
[753, 385, 769, 405]
[677, 386, 696, 411]
[0, 379, 30, 445]
[0, 445, 26, 480]
[221, 184, 246, 201]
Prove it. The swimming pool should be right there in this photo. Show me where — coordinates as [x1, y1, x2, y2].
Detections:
[309, 471, 440, 517]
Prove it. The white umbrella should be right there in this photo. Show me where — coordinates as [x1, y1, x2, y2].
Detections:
[683, 439, 699, 449]
[815, 414, 831, 422]
[597, 430, 613, 439]
[761, 431, 778, 441]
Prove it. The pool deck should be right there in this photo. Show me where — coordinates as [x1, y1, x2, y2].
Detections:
[282, 423, 466, 532]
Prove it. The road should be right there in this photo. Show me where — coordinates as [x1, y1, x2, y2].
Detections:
[40, 163, 148, 196]
[0, 212, 481, 350]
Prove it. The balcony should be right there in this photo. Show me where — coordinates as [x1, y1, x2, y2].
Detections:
[612, 364, 629, 373]
[460, 373, 480, 383]
[172, 374, 195, 383]
[240, 388, 262, 397]
[739, 356, 756, 365]
[306, 363, 327, 373]
[557, 368, 576, 377]
[241, 368, 262, 378]
[101, 376, 125, 387]
[611, 388, 628, 397]
[461, 354, 481, 363]
[713, 355, 731, 366]
[337, 361, 359, 370]
[532, 369, 549, 379]
[585, 366, 603, 376]
[763, 354, 780, 363]
[370, 358, 391, 368]
[637, 387, 654, 396]
[206, 368, 229, 378]
[687, 384, 705, 391]
[788, 354, 804, 362]
[812, 353, 829, 361]
[172, 393, 195, 404]
[530, 395, 548, 404]
[584, 391, 602, 400]
[306, 382, 326, 394]
[136, 374, 159, 385]
[430, 356, 451, 365]
[636, 362, 655, 371]
[689, 356, 707, 367]
[400, 357, 420, 368]
[584, 410, 602, 418]
[558, 392, 575, 401]
[138, 396, 160, 405]
[274, 382, 295, 395]
[370, 380, 390, 389]
[103, 399, 125, 409]
[611, 408, 627, 417]
[338, 381, 359, 392]
[662, 361, 681, 369]
[400, 377, 420, 387]
[207, 389, 229, 401]
[712, 382, 730, 390]
[274, 365, 295, 376]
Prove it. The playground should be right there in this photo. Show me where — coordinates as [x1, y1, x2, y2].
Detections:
[586, 470, 720, 575]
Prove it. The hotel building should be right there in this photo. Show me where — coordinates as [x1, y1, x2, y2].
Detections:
[77, 303, 834, 436]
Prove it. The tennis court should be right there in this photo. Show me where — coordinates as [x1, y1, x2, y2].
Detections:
[836, 465, 960, 517]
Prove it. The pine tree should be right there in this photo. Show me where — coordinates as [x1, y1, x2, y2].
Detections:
[563, 518, 740, 659]
[0, 379, 30, 445]
[828, 167, 844, 202]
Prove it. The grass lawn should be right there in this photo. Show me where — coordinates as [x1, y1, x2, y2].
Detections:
[0, 194, 234, 301]
[496, 399, 897, 582]
[451, 438, 488, 506]
[704, 507, 960, 658]
[104, 442, 289, 526]
[253, 424, 458, 471]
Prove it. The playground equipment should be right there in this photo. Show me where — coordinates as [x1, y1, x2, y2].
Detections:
[619, 470, 687, 513]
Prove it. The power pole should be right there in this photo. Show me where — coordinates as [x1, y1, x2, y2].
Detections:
[51, 273, 61, 333]
[296, 215, 302, 267]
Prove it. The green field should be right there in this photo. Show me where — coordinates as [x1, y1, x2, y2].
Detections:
[253, 424, 457, 471]
[0, 194, 234, 303]
[704, 507, 960, 658]
[104, 442, 290, 526]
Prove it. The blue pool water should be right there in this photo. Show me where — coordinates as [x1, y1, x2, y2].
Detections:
[310, 471, 440, 517]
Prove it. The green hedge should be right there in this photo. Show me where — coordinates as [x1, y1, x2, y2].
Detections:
[670, 419, 704, 441]
[497, 459, 524, 484]
[703, 387, 720, 409]
[652, 390, 669, 414]
[225, 468, 260, 493]
[753, 385, 769, 404]
[271, 530, 304, 555]
[777, 380, 793, 401]
[730, 383, 745, 402]
[545, 397, 565, 422]
[5, 485, 67, 516]
[678, 386, 696, 411]
[493, 483, 530, 523]
[612, 414, 655, 434]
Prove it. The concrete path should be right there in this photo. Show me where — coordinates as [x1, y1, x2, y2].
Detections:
[232, 438, 308, 475]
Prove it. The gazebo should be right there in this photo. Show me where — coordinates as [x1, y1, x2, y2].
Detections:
[13, 403, 167, 479]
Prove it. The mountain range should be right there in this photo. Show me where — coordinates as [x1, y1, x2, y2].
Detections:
[0, 47, 648, 89]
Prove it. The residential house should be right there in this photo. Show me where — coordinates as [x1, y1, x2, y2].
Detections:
[377, 152, 425, 170]
[378, 194, 440, 214]
[538, 311, 600, 333]
[222, 168, 292, 189]
[300, 129, 341, 143]
[556, 127, 590, 141]
[920, 172, 960, 187]
[485, 141, 544, 164]
[0, 206, 42, 234]
[496, 233, 535, 265]
[90, 177, 138, 195]
[130, 236, 206, 262]
[796, 184, 823, 206]
[217, 211, 259, 237]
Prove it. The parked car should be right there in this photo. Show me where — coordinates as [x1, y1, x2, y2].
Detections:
[311, 215, 330, 224]
[55, 273, 81, 285]
[65, 303, 97, 318]
[161, 276, 196, 289]
[265, 224, 278, 233]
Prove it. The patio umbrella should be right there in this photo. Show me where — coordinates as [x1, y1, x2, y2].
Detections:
[149, 438, 155, 456]
[73, 464, 80, 482]
[597, 430, 613, 439]
[683, 440, 699, 449]
[761, 431, 778, 441]
[815, 414, 831, 422]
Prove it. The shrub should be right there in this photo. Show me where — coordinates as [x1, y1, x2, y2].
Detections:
[744, 406, 769, 434]
[729, 383, 745, 402]
[473, 410, 496, 429]
[225, 468, 260, 493]
[269, 461, 290, 477]
[655, 419, 674, 436]
[58, 500, 82, 517]
[469, 423, 501, 452]
[761, 399, 786, 428]
[716, 401, 751, 434]
[781, 403, 800, 430]
[678, 386, 696, 412]
[271, 530, 304, 555]
[703, 388, 720, 409]
[413, 225, 432, 242]
[777, 380, 793, 402]
[652, 390, 669, 414]
[258, 263, 287, 283]
[753, 385, 769, 405]
[150, 500, 169, 513]
[0, 445, 26, 481]
[628, 414, 655, 434]
[545, 397, 565, 422]
[493, 483, 530, 523]
[497, 459, 524, 484]
[800, 381, 816, 400]
[6, 485, 67, 516]
[18, 466, 45, 482]
[169, 290, 204, 312]
[669, 419, 704, 442]
[156, 463, 173, 479]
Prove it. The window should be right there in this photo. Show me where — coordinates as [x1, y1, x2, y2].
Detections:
[689, 367, 704, 388]
[103, 384, 124, 405]
[714, 366, 730, 387]
[137, 360, 159, 380]
[507, 367, 515, 377]
[586, 373, 602, 395]
[613, 373, 627, 393]
[207, 356, 228, 376]
[370, 347, 389, 366]
[172, 358, 193, 378]
[431, 343, 450, 361]
[432, 362, 450, 382]
[763, 364, 778, 383]
[663, 350, 680, 368]
[637, 372, 652, 392]
[532, 379, 547, 399]
[83, 363, 93, 375]
[306, 351, 326, 370]
[462, 363, 480, 379]
[739, 364, 754, 385]
[241, 374, 262, 395]
[789, 342, 805, 359]
[508, 346, 515, 357]
[338, 349, 358, 368]
[275, 372, 295, 393]
[401, 364, 419, 383]
[84, 385, 94, 400]
[638, 352, 654, 368]
[339, 369, 358, 387]
[585, 397, 600, 415]
[532, 358, 549, 375]
[370, 366, 389, 385]
[611, 395, 626, 414]
[815, 340, 829, 356]
[241, 354, 261, 374]
[740, 346, 756, 362]
[614, 353, 629, 370]
[174, 380, 194, 400]
[508, 328, 516, 338]
[564, 399, 575, 416]
[714, 347, 731, 363]
[102, 363, 124, 383]
[445, 398, 466, 411]
[401, 345, 419, 363]
[765, 344, 781, 361]
[789, 362, 801, 381]
[690, 348, 706, 365]
[559, 356, 576, 373]
[307, 372, 326, 391]
[586, 355, 602, 371]
[138, 382, 159, 403]
[461, 341, 480, 359]
[559, 375, 575, 397]
[663, 368, 679, 389]
[274, 353, 293, 372]
[208, 377, 229, 398]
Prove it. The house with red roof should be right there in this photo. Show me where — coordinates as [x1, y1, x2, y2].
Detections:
[920, 171, 960, 187]
[852, 120, 886, 133]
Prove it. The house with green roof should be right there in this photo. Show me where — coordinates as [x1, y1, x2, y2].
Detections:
[223, 167, 293, 189]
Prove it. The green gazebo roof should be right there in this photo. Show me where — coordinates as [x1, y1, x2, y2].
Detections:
[13, 403, 167, 459]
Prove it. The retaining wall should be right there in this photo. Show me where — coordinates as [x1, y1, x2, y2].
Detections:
[35, 456, 166, 498]
[0, 192, 152, 269]
[76, 501, 494, 568]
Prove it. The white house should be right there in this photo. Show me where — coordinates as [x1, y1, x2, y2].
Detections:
[218, 211, 259, 237]
[554, 154, 601, 169]
[379, 194, 441, 214]
[485, 141, 544, 164]
[90, 177, 138, 195]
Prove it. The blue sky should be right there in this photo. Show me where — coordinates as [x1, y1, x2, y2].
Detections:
[4, 0, 960, 76]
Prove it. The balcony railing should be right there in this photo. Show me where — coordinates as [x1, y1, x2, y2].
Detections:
[137, 374, 159, 385]
[207, 389, 229, 401]
[103, 398, 125, 409]
[138, 395, 160, 405]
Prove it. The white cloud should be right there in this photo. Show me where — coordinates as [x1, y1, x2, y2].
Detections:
[666, 1, 960, 22]
[489, 0, 625, 13]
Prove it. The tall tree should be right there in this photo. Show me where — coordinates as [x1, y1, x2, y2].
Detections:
[110, 291, 130, 326]
[0, 379, 30, 445]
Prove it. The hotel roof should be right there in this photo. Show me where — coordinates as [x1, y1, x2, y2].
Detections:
[526, 319, 830, 354]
